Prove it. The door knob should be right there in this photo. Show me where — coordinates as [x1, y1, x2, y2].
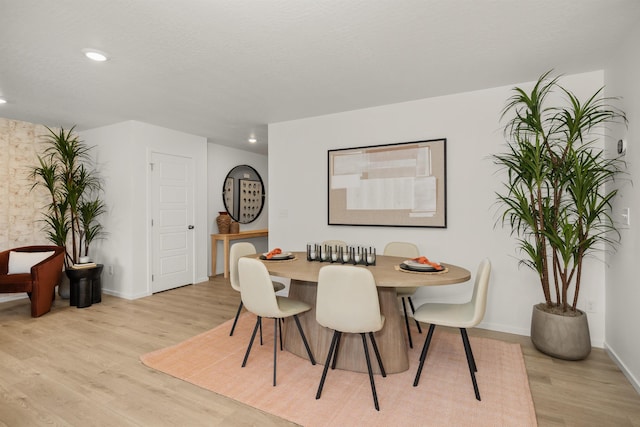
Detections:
[188, 225, 194, 229]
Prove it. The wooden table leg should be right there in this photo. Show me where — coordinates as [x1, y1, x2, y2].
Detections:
[211, 235, 218, 277]
[223, 237, 230, 278]
[283, 279, 409, 374]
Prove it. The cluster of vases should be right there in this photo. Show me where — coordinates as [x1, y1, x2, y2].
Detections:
[306, 243, 376, 265]
[216, 211, 239, 234]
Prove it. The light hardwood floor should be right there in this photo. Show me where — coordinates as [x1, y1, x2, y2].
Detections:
[0, 277, 638, 426]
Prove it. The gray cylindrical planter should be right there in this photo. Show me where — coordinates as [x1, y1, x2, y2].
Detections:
[58, 274, 71, 299]
[530, 303, 591, 360]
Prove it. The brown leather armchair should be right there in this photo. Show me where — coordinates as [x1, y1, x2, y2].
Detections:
[0, 245, 65, 317]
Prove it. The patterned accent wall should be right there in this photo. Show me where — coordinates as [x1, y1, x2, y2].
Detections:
[0, 118, 52, 249]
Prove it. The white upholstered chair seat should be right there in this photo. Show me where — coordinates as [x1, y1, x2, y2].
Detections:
[238, 257, 316, 386]
[229, 242, 285, 336]
[315, 265, 386, 410]
[413, 300, 478, 328]
[273, 296, 312, 318]
[412, 258, 491, 401]
[396, 287, 417, 297]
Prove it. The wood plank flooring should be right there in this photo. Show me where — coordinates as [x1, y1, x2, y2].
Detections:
[0, 276, 638, 426]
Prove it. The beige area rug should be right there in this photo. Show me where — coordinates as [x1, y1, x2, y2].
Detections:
[141, 314, 537, 426]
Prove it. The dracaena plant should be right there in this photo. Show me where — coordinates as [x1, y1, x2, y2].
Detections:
[494, 71, 626, 313]
[30, 126, 106, 268]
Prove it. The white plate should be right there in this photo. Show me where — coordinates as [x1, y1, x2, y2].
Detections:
[262, 251, 292, 260]
[403, 259, 441, 271]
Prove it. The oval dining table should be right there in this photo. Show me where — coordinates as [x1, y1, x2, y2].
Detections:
[252, 251, 471, 374]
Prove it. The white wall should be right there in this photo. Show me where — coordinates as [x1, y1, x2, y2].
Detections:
[605, 23, 640, 392]
[268, 71, 611, 346]
[80, 121, 209, 299]
[207, 144, 269, 275]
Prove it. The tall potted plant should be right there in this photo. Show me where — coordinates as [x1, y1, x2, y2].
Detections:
[30, 126, 106, 302]
[494, 71, 626, 360]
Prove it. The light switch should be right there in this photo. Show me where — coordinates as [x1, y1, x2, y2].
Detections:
[617, 139, 627, 155]
[621, 207, 630, 226]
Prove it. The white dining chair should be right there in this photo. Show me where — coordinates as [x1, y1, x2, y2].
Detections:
[238, 257, 316, 386]
[383, 241, 422, 348]
[412, 258, 491, 401]
[229, 242, 285, 336]
[321, 239, 347, 250]
[315, 265, 386, 411]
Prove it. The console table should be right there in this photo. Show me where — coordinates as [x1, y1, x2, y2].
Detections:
[211, 229, 268, 278]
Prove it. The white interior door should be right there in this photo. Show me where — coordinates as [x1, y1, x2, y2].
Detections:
[150, 152, 195, 293]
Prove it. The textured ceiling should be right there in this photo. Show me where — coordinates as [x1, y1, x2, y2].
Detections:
[1, 0, 640, 155]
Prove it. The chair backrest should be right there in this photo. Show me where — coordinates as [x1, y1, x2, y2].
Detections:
[316, 265, 384, 333]
[229, 242, 257, 292]
[322, 240, 347, 250]
[383, 242, 420, 258]
[0, 245, 65, 276]
[468, 258, 492, 327]
[237, 257, 281, 318]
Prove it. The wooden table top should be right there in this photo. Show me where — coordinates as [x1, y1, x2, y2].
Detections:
[211, 228, 268, 240]
[254, 251, 471, 288]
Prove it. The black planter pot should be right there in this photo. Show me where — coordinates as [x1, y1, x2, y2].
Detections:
[65, 264, 103, 308]
[58, 274, 71, 299]
[91, 265, 103, 304]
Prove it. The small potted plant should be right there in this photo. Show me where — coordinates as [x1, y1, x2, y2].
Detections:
[30, 126, 106, 306]
[493, 71, 626, 359]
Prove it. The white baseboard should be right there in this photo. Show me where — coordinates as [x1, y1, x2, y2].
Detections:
[194, 276, 210, 284]
[604, 342, 640, 395]
[477, 320, 530, 338]
[0, 294, 28, 303]
[102, 289, 150, 300]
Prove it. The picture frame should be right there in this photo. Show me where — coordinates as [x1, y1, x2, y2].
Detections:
[239, 178, 263, 223]
[328, 138, 447, 227]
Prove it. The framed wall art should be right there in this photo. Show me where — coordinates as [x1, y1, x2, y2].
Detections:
[239, 178, 263, 223]
[328, 138, 447, 227]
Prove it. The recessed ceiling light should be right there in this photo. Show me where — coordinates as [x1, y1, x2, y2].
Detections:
[82, 48, 109, 62]
[248, 137, 257, 144]
[0, 98, 6, 104]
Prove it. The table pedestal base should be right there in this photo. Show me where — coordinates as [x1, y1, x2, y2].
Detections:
[283, 279, 409, 374]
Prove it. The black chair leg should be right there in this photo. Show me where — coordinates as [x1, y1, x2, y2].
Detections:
[408, 296, 423, 334]
[401, 297, 414, 348]
[461, 328, 477, 372]
[259, 316, 263, 345]
[229, 301, 243, 336]
[242, 316, 261, 367]
[361, 333, 380, 411]
[460, 328, 481, 400]
[331, 331, 342, 369]
[293, 315, 316, 365]
[413, 324, 436, 387]
[273, 318, 278, 386]
[368, 332, 386, 377]
[316, 330, 339, 400]
[279, 318, 284, 351]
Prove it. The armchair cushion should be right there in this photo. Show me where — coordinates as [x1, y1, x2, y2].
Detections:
[8, 251, 55, 274]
